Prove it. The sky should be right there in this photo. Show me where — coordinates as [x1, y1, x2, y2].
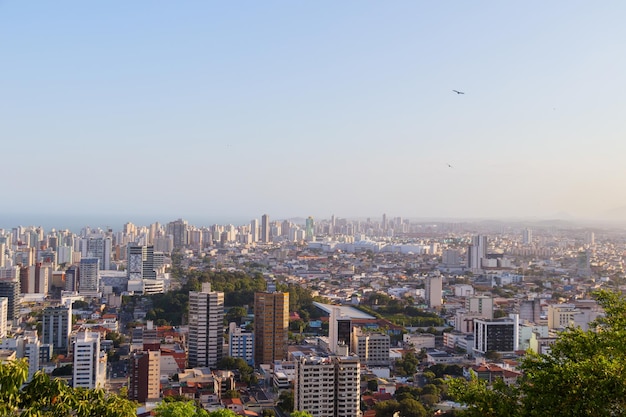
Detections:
[2, 1, 626, 230]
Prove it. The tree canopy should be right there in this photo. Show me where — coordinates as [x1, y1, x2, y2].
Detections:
[0, 359, 136, 416]
[448, 290, 626, 417]
[154, 401, 240, 417]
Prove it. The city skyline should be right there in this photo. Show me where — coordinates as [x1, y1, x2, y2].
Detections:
[3, 2, 626, 222]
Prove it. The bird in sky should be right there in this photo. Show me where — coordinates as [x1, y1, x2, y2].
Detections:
[447, 163, 453, 168]
[452, 90, 465, 94]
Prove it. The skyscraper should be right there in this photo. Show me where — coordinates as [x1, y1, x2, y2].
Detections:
[305, 217, 315, 241]
[84, 235, 112, 271]
[188, 283, 224, 368]
[522, 228, 533, 245]
[73, 331, 106, 389]
[261, 214, 270, 243]
[425, 275, 443, 308]
[294, 355, 361, 417]
[0, 280, 20, 322]
[0, 297, 7, 338]
[467, 235, 488, 272]
[65, 265, 78, 292]
[129, 350, 161, 403]
[167, 219, 189, 249]
[254, 291, 289, 366]
[42, 305, 72, 353]
[250, 219, 259, 243]
[79, 258, 100, 295]
[127, 245, 157, 281]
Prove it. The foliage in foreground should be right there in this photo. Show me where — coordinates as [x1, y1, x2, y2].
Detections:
[448, 290, 626, 417]
[154, 401, 240, 417]
[0, 359, 136, 416]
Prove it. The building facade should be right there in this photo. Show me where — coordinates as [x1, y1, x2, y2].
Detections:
[188, 283, 224, 368]
[129, 350, 161, 403]
[254, 291, 289, 366]
[294, 355, 361, 417]
[473, 315, 519, 355]
[73, 331, 106, 389]
[228, 322, 254, 366]
[42, 305, 72, 353]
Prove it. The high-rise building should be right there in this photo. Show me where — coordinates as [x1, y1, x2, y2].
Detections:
[23, 331, 41, 381]
[188, 283, 224, 368]
[329, 307, 352, 355]
[0, 297, 7, 338]
[129, 350, 161, 403]
[73, 331, 106, 389]
[79, 258, 100, 295]
[519, 298, 543, 324]
[254, 291, 289, 366]
[467, 235, 488, 272]
[0, 280, 20, 322]
[228, 322, 254, 366]
[127, 245, 156, 281]
[522, 228, 533, 245]
[34, 263, 49, 295]
[84, 235, 112, 271]
[65, 265, 79, 292]
[305, 217, 315, 241]
[473, 315, 519, 355]
[425, 276, 443, 308]
[19, 266, 35, 294]
[250, 219, 259, 242]
[294, 355, 361, 417]
[42, 305, 72, 353]
[261, 214, 270, 243]
[167, 219, 189, 249]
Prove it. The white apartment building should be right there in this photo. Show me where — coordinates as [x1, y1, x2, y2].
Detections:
[188, 283, 224, 368]
[295, 355, 361, 417]
[0, 297, 7, 338]
[73, 331, 106, 389]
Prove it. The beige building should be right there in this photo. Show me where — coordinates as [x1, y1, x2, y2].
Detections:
[351, 327, 390, 367]
[295, 355, 361, 417]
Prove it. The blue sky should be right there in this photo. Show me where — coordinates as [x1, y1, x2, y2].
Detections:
[2, 1, 626, 228]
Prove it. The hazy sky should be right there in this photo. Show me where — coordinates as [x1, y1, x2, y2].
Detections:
[2, 1, 626, 228]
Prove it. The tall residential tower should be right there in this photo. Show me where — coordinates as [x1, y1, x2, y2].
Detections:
[188, 283, 224, 368]
[254, 291, 289, 366]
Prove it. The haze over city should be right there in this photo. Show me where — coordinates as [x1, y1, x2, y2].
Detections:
[3, 1, 626, 228]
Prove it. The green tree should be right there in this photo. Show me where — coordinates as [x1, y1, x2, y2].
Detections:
[154, 400, 209, 417]
[399, 398, 427, 417]
[277, 390, 294, 412]
[207, 410, 239, 417]
[0, 359, 136, 417]
[373, 399, 400, 417]
[367, 379, 378, 393]
[222, 390, 240, 399]
[225, 306, 248, 326]
[449, 290, 626, 417]
[291, 412, 314, 417]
